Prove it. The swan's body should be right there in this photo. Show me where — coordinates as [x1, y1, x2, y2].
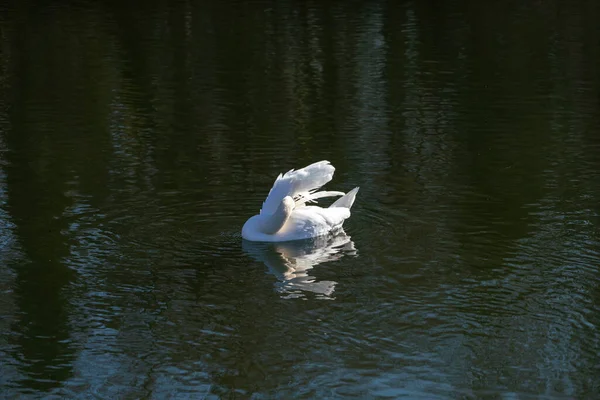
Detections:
[242, 161, 359, 242]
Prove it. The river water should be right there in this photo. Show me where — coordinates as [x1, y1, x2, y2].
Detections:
[1, 0, 599, 398]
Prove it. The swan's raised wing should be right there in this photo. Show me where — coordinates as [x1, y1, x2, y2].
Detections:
[261, 160, 342, 215]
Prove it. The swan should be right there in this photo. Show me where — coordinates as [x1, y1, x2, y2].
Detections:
[242, 160, 359, 242]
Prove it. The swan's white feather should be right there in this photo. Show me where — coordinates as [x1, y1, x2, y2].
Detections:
[294, 190, 345, 207]
[261, 161, 336, 215]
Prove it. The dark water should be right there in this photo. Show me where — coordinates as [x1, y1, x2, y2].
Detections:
[1, 0, 600, 398]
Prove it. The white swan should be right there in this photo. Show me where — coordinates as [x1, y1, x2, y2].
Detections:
[242, 160, 359, 242]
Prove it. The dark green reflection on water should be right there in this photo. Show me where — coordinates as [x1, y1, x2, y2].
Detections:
[0, 0, 599, 398]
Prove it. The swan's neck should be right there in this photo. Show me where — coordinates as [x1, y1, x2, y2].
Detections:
[260, 197, 294, 234]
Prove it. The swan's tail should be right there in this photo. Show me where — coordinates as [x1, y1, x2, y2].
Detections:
[330, 187, 359, 209]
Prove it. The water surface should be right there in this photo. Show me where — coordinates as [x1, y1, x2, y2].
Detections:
[1, 0, 600, 398]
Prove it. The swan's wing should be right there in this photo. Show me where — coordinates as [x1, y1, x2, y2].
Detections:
[317, 207, 351, 230]
[286, 206, 351, 236]
[294, 190, 345, 207]
[261, 160, 337, 215]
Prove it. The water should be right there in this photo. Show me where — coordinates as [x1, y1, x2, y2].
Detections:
[1, 0, 600, 398]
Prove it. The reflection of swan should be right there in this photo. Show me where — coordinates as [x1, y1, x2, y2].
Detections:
[243, 230, 357, 299]
[242, 161, 359, 242]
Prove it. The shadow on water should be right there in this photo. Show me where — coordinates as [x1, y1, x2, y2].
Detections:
[243, 230, 357, 299]
[3, 10, 77, 392]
